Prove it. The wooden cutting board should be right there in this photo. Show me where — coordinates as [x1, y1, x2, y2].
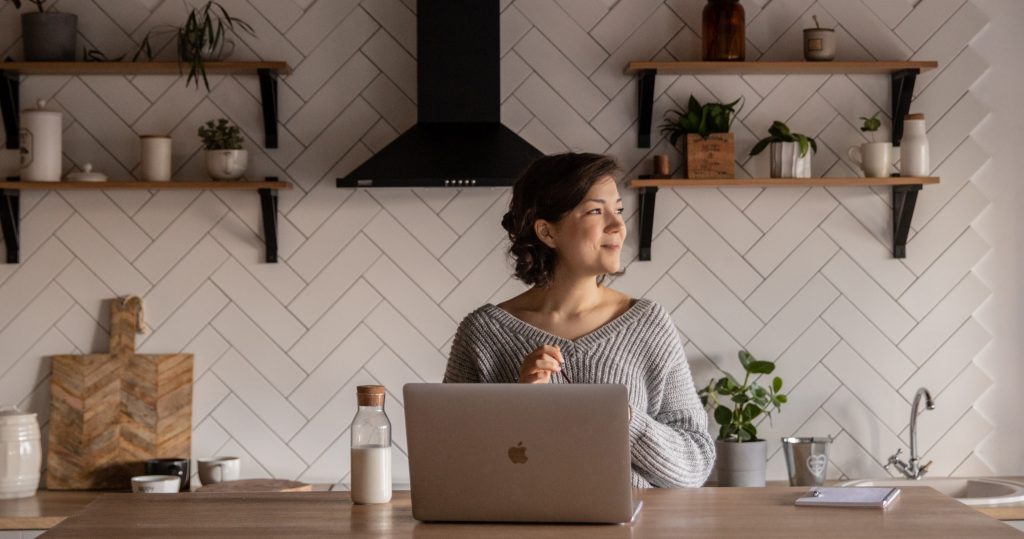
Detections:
[194, 479, 312, 493]
[47, 297, 193, 490]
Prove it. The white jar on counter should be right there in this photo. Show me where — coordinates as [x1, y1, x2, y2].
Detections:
[19, 99, 63, 182]
[0, 406, 42, 499]
[899, 113, 929, 177]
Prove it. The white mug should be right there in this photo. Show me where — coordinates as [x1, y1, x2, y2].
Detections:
[848, 142, 894, 178]
[131, 475, 181, 493]
[198, 456, 240, 485]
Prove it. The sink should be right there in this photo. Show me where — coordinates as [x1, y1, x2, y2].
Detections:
[839, 477, 1024, 506]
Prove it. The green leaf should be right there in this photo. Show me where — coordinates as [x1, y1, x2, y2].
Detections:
[809, 138, 818, 154]
[743, 403, 762, 421]
[742, 424, 758, 441]
[749, 138, 771, 157]
[772, 376, 782, 392]
[796, 134, 810, 157]
[859, 114, 881, 132]
[776, 394, 788, 404]
[748, 360, 775, 375]
[771, 120, 790, 137]
[731, 393, 750, 404]
[738, 350, 753, 370]
[714, 405, 733, 426]
[688, 95, 701, 115]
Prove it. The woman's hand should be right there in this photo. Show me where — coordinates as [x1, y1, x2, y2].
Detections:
[519, 344, 564, 384]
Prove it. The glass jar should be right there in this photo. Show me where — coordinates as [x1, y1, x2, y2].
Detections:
[350, 385, 392, 504]
[702, 0, 746, 61]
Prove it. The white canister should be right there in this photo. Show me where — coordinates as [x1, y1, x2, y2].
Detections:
[19, 99, 63, 182]
[0, 406, 42, 499]
[899, 113, 929, 177]
[140, 135, 172, 182]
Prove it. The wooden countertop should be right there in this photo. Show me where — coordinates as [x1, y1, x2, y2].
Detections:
[40, 488, 1020, 537]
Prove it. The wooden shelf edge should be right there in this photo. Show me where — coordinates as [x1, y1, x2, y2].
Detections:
[0, 61, 292, 75]
[625, 60, 938, 74]
[0, 181, 292, 190]
[628, 177, 940, 188]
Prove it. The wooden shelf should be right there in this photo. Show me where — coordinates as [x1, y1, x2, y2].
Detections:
[0, 61, 292, 75]
[0, 177, 286, 264]
[626, 60, 937, 75]
[628, 177, 939, 188]
[630, 176, 939, 262]
[0, 180, 291, 190]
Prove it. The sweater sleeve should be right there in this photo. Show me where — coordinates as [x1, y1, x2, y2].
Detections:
[627, 311, 716, 487]
[443, 314, 481, 383]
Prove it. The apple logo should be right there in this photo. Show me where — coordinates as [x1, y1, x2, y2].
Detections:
[508, 442, 528, 464]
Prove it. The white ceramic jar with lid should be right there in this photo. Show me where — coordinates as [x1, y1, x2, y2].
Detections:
[19, 99, 63, 182]
[0, 405, 42, 499]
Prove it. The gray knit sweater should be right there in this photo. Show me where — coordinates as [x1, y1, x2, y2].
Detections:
[443, 298, 716, 488]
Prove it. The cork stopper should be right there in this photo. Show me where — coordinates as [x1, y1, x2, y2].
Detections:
[905, 113, 925, 120]
[653, 154, 670, 177]
[357, 385, 386, 406]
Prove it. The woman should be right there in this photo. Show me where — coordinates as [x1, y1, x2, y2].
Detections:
[443, 152, 715, 488]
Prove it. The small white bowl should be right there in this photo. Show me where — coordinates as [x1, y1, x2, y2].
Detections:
[131, 475, 181, 493]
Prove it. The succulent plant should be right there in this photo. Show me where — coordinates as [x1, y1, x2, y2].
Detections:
[198, 118, 243, 150]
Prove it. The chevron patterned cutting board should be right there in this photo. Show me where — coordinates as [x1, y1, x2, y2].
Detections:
[46, 297, 193, 490]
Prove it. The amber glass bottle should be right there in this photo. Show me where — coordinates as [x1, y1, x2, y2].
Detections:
[702, 0, 746, 61]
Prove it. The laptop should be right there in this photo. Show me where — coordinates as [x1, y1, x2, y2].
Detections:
[403, 383, 641, 524]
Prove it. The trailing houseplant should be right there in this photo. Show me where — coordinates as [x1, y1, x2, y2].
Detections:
[6, 0, 77, 61]
[660, 95, 743, 178]
[198, 118, 247, 181]
[134, 1, 255, 91]
[749, 120, 817, 178]
[698, 350, 787, 486]
[847, 112, 893, 177]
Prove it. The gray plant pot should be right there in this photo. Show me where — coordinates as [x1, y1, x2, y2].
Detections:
[715, 439, 767, 487]
[22, 12, 78, 61]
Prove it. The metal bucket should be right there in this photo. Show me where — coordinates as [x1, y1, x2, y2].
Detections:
[781, 437, 832, 486]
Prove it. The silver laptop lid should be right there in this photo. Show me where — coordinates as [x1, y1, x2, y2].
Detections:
[403, 383, 633, 523]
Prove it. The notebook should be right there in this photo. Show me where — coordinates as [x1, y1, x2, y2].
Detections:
[795, 487, 901, 509]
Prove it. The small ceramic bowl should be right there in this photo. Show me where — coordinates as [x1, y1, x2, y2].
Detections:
[131, 474, 181, 494]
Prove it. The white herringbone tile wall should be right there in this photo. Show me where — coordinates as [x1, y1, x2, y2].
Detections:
[0, 0, 1003, 485]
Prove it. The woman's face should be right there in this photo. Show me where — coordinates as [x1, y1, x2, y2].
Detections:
[538, 175, 626, 279]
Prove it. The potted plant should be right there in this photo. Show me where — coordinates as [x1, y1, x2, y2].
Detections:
[6, 0, 77, 61]
[847, 112, 894, 178]
[199, 118, 247, 181]
[749, 121, 817, 178]
[134, 1, 255, 91]
[698, 350, 787, 487]
[660, 95, 742, 178]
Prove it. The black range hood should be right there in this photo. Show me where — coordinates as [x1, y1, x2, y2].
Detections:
[337, 0, 542, 188]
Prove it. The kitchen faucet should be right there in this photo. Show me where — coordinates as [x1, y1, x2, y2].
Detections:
[885, 387, 935, 479]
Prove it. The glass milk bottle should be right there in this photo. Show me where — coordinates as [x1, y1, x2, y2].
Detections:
[899, 113, 929, 177]
[350, 385, 392, 504]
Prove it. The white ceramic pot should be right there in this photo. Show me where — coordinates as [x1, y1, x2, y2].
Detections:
[140, 135, 173, 182]
[204, 149, 248, 181]
[0, 406, 42, 499]
[770, 142, 812, 178]
[19, 99, 62, 182]
[899, 114, 929, 177]
[715, 439, 767, 487]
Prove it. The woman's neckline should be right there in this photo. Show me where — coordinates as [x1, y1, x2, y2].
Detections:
[483, 297, 651, 347]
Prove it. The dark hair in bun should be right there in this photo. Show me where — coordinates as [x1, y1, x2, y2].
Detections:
[502, 152, 620, 288]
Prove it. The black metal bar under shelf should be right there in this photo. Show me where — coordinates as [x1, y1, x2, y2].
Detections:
[636, 69, 656, 148]
[637, 184, 658, 261]
[0, 176, 19, 263]
[257, 68, 279, 149]
[258, 177, 279, 263]
[0, 69, 19, 150]
[890, 69, 919, 146]
[892, 184, 922, 259]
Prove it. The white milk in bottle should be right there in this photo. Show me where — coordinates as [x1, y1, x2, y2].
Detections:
[350, 386, 392, 504]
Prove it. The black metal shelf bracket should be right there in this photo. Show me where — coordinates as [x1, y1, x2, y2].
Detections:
[636, 69, 656, 148]
[1, 69, 19, 150]
[257, 68, 279, 149]
[892, 184, 921, 259]
[258, 177, 279, 263]
[637, 184, 658, 261]
[0, 176, 20, 263]
[890, 68, 920, 147]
